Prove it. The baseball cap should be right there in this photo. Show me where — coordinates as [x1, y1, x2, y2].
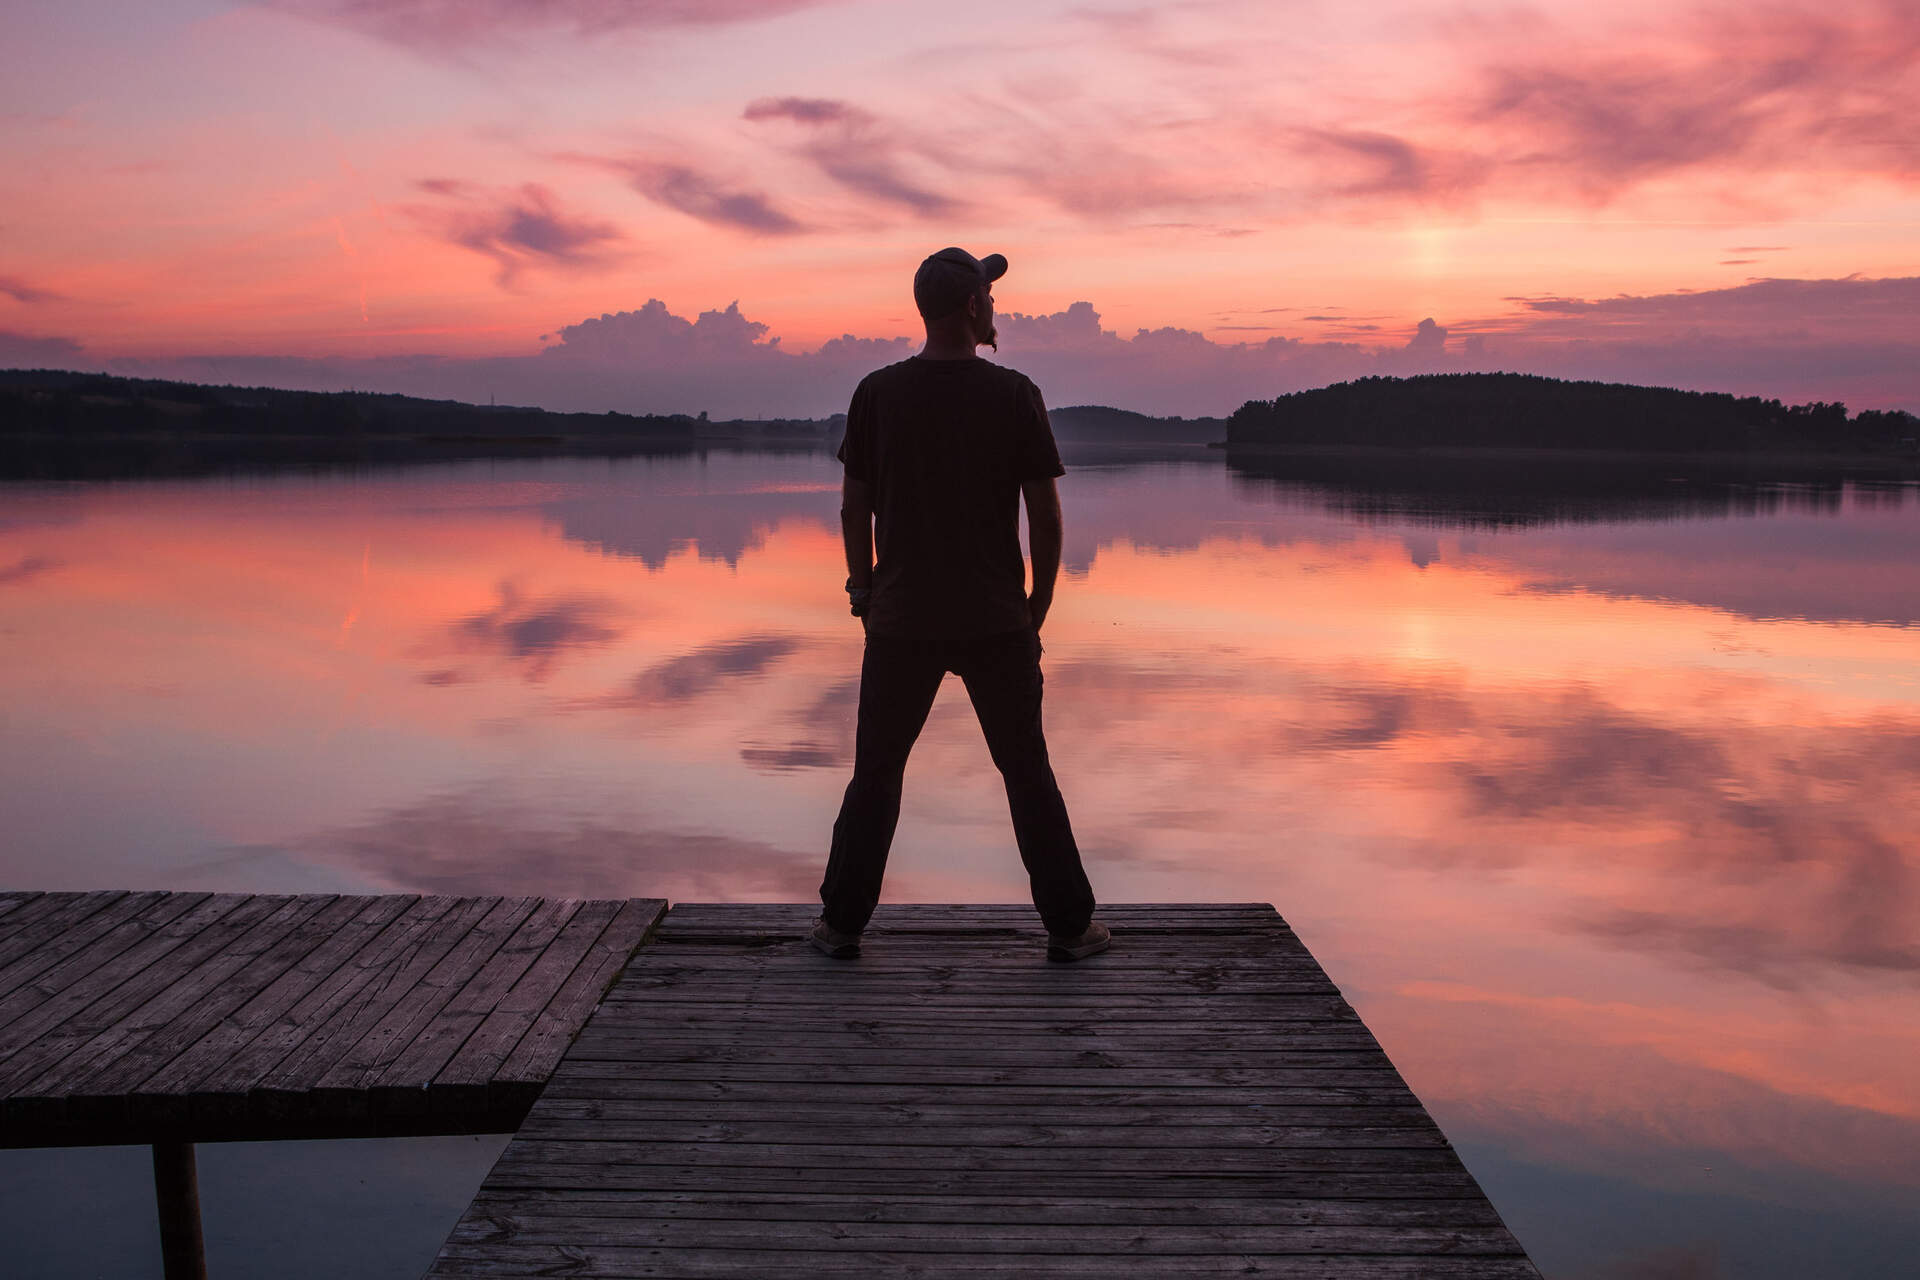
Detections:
[913, 247, 1007, 320]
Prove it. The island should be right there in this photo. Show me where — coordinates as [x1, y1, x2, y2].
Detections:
[1227, 372, 1918, 455]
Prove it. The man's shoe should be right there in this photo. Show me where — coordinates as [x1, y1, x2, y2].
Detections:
[809, 917, 861, 959]
[1047, 920, 1111, 962]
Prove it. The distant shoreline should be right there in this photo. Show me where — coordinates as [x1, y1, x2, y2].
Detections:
[1219, 441, 1920, 472]
[4, 368, 1914, 481]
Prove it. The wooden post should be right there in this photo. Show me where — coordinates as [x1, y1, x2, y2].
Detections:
[152, 1141, 207, 1280]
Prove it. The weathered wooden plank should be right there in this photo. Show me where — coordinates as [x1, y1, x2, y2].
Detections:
[605, 973, 1343, 993]
[0, 892, 120, 971]
[580, 1002, 1361, 1027]
[475, 1161, 1487, 1200]
[368, 898, 582, 1115]
[496, 1138, 1465, 1173]
[657, 903, 1284, 928]
[0, 894, 292, 1113]
[563, 1043, 1387, 1070]
[491, 899, 664, 1092]
[251, 894, 496, 1110]
[0, 893, 211, 1029]
[611, 947, 1326, 970]
[423, 903, 1533, 1276]
[428, 1244, 1540, 1277]
[0, 893, 245, 1077]
[513, 1119, 1451, 1149]
[135, 894, 421, 1110]
[659, 902, 1281, 918]
[447, 1215, 1521, 1255]
[0, 891, 160, 1005]
[79, 896, 366, 1121]
[548, 1059, 1405, 1088]
[2, 895, 323, 1128]
[0, 892, 41, 930]
[526, 1099, 1438, 1129]
[467, 1189, 1507, 1227]
[309, 896, 537, 1110]
[0, 892, 666, 1148]
[574, 1026, 1375, 1052]
[533, 1077, 1421, 1109]
[191, 895, 455, 1116]
[428, 899, 618, 1112]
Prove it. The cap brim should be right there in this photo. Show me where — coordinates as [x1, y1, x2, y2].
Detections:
[979, 253, 1008, 282]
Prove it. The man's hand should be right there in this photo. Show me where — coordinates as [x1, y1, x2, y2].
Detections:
[1028, 590, 1052, 634]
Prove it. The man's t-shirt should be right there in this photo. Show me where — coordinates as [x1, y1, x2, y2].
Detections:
[838, 356, 1065, 641]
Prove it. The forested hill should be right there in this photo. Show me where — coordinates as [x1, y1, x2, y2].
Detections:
[1047, 404, 1225, 444]
[0, 370, 836, 442]
[1227, 374, 1918, 454]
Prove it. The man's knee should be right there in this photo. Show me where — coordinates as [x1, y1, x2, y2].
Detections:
[991, 739, 1056, 784]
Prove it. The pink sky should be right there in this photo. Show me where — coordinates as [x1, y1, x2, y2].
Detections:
[2, 0, 1917, 413]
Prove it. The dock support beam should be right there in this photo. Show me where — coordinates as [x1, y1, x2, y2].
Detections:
[152, 1141, 207, 1280]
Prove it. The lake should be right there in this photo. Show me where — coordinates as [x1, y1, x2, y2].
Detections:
[2, 445, 1917, 1278]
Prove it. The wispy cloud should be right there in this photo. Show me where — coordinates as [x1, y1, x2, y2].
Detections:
[0, 556, 58, 586]
[407, 181, 623, 286]
[600, 634, 804, 707]
[439, 581, 626, 680]
[1463, 1, 1920, 200]
[743, 97, 961, 217]
[0, 276, 62, 305]
[279, 0, 838, 51]
[565, 154, 804, 235]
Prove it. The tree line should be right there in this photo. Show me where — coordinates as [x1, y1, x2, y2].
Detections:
[1226, 373, 1919, 454]
[0, 370, 838, 442]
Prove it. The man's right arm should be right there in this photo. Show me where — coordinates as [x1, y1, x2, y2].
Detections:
[842, 471, 875, 634]
[842, 472, 875, 590]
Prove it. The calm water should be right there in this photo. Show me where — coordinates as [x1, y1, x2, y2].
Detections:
[2, 447, 1917, 1278]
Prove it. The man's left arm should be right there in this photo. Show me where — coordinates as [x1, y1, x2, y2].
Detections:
[1016, 377, 1067, 633]
[1022, 476, 1062, 633]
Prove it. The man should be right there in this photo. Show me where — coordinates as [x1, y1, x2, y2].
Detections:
[813, 247, 1109, 963]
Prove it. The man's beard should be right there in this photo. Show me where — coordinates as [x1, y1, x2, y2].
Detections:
[980, 322, 999, 352]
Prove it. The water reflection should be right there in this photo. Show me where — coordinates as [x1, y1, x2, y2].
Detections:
[1, 450, 1916, 1278]
[1224, 447, 1915, 527]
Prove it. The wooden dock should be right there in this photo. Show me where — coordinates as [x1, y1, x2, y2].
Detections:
[430, 903, 1539, 1278]
[0, 890, 664, 1277]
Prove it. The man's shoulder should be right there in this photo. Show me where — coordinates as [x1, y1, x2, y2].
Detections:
[971, 358, 1039, 392]
[858, 358, 923, 390]
[860, 357, 1039, 390]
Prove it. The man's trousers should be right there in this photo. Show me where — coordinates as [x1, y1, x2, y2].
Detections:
[819, 625, 1096, 937]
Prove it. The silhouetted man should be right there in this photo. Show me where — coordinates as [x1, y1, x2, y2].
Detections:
[813, 247, 1108, 962]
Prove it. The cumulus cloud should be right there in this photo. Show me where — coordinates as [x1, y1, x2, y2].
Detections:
[407, 181, 623, 287]
[543, 299, 778, 361]
[82, 274, 1920, 418]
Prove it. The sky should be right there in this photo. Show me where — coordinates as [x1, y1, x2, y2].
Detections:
[2, 0, 1917, 416]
